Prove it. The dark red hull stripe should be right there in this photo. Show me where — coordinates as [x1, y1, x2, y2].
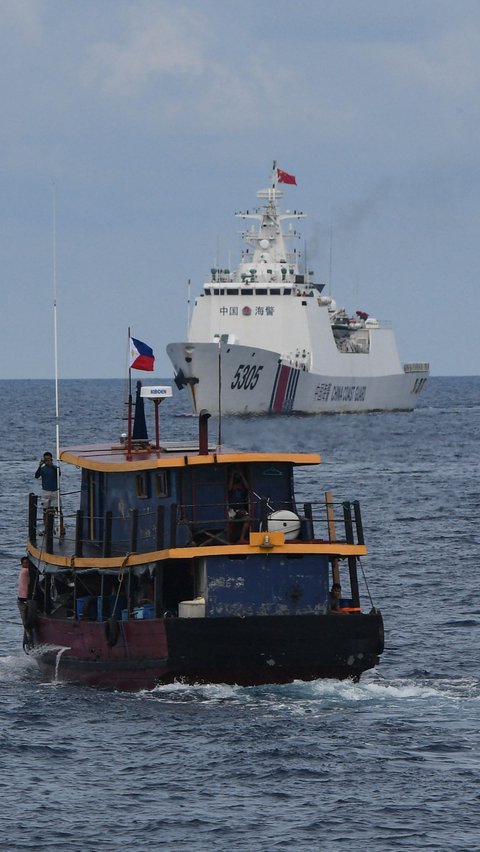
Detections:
[269, 365, 300, 413]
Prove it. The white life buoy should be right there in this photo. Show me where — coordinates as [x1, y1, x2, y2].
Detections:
[267, 510, 301, 540]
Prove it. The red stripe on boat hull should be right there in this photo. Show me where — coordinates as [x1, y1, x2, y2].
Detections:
[271, 365, 292, 413]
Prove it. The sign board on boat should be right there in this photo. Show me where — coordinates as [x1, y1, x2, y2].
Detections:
[140, 386, 173, 399]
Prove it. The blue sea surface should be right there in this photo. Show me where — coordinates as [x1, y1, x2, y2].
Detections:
[1, 377, 479, 851]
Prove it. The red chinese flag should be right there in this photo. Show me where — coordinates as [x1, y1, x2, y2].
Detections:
[277, 168, 297, 185]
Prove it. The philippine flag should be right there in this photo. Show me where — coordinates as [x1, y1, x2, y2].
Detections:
[129, 337, 155, 371]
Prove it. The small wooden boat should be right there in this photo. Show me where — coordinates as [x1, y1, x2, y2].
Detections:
[22, 382, 384, 690]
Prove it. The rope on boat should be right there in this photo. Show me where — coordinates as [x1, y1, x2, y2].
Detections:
[251, 491, 275, 512]
[358, 556, 374, 608]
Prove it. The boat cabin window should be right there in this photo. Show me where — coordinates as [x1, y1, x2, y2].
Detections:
[136, 472, 151, 499]
[155, 471, 168, 498]
[270, 289, 281, 295]
[283, 288, 292, 295]
[241, 289, 253, 295]
[255, 288, 268, 295]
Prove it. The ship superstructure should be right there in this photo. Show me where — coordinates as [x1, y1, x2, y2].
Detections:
[168, 165, 429, 414]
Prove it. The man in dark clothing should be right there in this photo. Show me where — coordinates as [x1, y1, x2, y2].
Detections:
[35, 451, 63, 533]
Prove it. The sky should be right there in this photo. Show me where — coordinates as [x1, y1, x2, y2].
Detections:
[1, 0, 479, 379]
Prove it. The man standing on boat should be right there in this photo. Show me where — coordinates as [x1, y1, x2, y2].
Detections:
[35, 451, 64, 534]
[329, 582, 343, 612]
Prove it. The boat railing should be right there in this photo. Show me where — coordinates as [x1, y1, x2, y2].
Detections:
[29, 491, 365, 557]
[302, 498, 364, 545]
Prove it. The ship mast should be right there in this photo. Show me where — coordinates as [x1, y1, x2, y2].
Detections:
[52, 182, 62, 530]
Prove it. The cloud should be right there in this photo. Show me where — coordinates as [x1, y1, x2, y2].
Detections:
[81, 2, 480, 145]
[87, 5, 209, 97]
[84, 4, 349, 130]
[383, 26, 480, 97]
[0, 0, 43, 41]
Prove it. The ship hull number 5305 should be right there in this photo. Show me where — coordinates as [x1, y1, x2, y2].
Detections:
[231, 364, 264, 390]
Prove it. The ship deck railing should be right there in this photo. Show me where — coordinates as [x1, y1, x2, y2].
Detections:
[28, 492, 365, 562]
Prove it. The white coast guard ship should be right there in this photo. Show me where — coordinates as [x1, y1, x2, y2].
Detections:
[167, 165, 429, 415]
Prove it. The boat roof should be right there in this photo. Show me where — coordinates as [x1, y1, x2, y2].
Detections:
[59, 443, 321, 472]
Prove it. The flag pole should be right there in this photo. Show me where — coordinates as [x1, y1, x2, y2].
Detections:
[127, 327, 133, 460]
[52, 182, 63, 535]
[217, 339, 222, 447]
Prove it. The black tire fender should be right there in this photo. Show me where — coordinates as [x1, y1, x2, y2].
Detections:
[104, 616, 120, 647]
[24, 600, 38, 630]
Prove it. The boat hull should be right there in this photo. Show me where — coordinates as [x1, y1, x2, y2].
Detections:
[28, 610, 384, 690]
[167, 341, 428, 415]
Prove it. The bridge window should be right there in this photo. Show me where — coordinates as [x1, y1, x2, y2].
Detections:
[136, 473, 151, 499]
[155, 472, 168, 497]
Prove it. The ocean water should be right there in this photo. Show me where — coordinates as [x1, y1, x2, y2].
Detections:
[1, 376, 479, 851]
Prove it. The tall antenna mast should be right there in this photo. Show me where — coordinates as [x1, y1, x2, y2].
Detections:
[52, 182, 62, 531]
[187, 278, 191, 337]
